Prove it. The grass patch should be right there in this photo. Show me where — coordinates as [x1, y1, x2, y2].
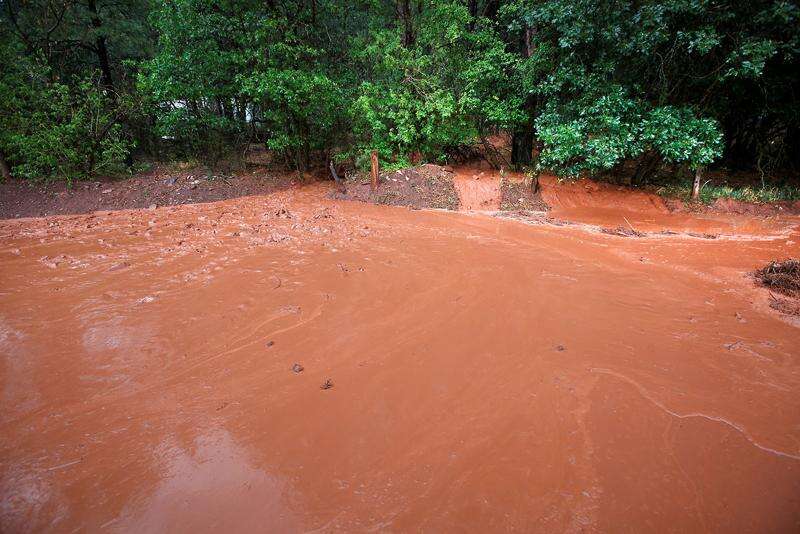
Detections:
[653, 179, 800, 204]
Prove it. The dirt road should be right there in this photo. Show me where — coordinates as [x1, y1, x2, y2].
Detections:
[1, 177, 799, 532]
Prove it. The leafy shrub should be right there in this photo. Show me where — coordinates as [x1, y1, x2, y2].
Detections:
[0, 41, 131, 182]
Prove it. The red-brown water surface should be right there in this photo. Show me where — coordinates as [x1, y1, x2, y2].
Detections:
[1, 175, 799, 532]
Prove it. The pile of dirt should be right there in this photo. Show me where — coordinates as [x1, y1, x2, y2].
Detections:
[336, 164, 459, 210]
[499, 177, 548, 212]
[755, 260, 800, 297]
[0, 166, 298, 219]
[754, 259, 800, 316]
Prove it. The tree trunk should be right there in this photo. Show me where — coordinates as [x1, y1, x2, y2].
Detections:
[397, 0, 414, 47]
[524, 26, 534, 57]
[468, 0, 477, 30]
[0, 149, 12, 180]
[483, 0, 500, 19]
[87, 0, 114, 91]
[511, 130, 534, 168]
[691, 166, 703, 200]
[510, 22, 537, 170]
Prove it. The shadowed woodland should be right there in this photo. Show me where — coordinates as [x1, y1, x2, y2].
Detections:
[2, 0, 799, 194]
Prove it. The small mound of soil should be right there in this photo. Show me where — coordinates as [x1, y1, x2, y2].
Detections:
[500, 178, 548, 212]
[337, 164, 459, 210]
[755, 260, 800, 298]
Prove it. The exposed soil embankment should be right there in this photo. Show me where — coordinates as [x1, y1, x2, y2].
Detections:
[0, 167, 297, 219]
[538, 174, 799, 237]
[336, 164, 459, 210]
[664, 196, 800, 217]
[451, 167, 501, 211]
[339, 162, 548, 213]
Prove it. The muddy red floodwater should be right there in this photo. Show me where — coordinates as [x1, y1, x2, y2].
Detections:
[1, 176, 800, 532]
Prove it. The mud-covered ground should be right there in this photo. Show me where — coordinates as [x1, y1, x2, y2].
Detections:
[0, 166, 299, 219]
[2, 165, 800, 532]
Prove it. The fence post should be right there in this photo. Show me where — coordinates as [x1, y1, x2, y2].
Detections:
[692, 166, 703, 200]
[370, 151, 379, 191]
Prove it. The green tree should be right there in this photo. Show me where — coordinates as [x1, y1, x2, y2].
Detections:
[1, 0, 153, 180]
[142, 0, 350, 169]
[0, 33, 131, 181]
[351, 1, 523, 167]
[510, 0, 799, 180]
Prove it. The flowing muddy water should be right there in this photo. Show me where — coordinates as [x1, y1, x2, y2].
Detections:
[1, 177, 800, 532]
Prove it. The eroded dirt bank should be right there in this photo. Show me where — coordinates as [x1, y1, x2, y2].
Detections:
[1, 180, 800, 532]
[538, 173, 799, 236]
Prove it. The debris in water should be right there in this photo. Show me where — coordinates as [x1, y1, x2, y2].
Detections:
[107, 262, 130, 272]
[600, 226, 645, 237]
[754, 259, 800, 297]
[320, 378, 333, 389]
[266, 340, 275, 348]
[292, 363, 304, 373]
[274, 206, 292, 218]
[724, 341, 743, 351]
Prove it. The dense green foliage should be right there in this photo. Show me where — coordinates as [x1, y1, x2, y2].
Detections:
[2, 0, 799, 187]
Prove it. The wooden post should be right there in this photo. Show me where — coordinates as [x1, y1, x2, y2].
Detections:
[370, 151, 379, 191]
[691, 166, 703, 200]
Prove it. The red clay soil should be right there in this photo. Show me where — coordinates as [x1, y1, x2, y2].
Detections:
[538, 173, 800, 237]
[451, 164, 503, 211]
[2, 177, 800, 532]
